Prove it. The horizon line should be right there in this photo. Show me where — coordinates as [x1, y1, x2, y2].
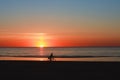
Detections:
[0, 46, 120, 48]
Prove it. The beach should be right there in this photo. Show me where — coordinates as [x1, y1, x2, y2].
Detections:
[0, 60, 120, 80]
[0, 0, 120, 79]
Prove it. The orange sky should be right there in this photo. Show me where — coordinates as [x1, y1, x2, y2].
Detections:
[0, 33, 120, 47]
[0, 0, 120, 47]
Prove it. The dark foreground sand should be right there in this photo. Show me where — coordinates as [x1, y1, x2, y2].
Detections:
[0, 61, 120, 80]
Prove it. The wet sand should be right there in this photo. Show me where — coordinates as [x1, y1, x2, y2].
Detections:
[1, 56, 120, 61]
[0, 61, 120, 80]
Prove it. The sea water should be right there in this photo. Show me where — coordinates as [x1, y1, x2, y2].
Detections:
[0, 47, 120, 61]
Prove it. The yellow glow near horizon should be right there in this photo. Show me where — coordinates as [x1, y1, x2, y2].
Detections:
[40, 44, 44, 48]
[36, 40, 46, 47]
[35, 33, 47, 48]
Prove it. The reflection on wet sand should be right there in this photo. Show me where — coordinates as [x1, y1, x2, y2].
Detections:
[0, 57, 47, 61]
[0, 57, 120, 61]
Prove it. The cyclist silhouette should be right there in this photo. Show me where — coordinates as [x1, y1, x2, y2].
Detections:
[48, 53, 54, 61]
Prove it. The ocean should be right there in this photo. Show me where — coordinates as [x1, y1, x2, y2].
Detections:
[0, 47, 120, 61]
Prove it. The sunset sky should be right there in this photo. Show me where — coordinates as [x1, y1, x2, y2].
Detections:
[0, 0, 120, 47]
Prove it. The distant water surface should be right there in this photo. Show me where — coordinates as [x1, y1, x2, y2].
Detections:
[0, 47, 120, 61]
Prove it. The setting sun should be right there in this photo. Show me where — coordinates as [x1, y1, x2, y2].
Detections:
[40, 44, 44, 48]
[36, 40, 46, 48]
[35, 33, 48, 48]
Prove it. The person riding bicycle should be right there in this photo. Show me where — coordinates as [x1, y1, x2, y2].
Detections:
[48, 53, 54, 61]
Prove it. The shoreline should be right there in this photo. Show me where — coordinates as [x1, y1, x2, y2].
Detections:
[1, 55, 120, 58]
[0, 56, 120, 62]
